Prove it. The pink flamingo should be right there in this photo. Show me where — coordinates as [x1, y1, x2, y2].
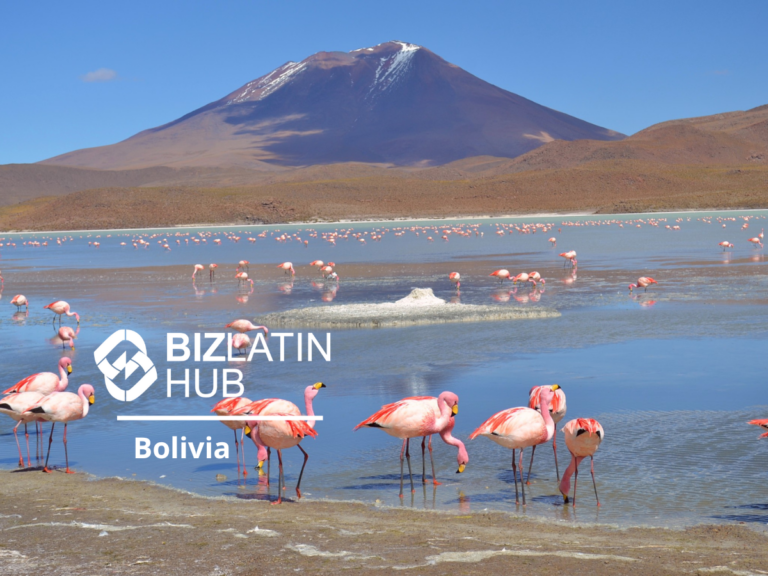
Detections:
[748, 419, 768, 438]
[43, 301, 80, 327]
[490, 269, 511, 284]
[629, 277, 658, 292]
[309, 260, 324, 270]
[231, 333, 251, 354]
[209, 263, 218, 280]
[277, 262, 295, 276]
[470, 385, 559, 505]
[526, 384, 567, 482]
[549, 237, 557, 246]
[211, 396, 252, 476]
[240, 383, 326, 503]
[225, 319, 269, 336]
[192, 264, 204, 279]
[237, 260, 250, 272]
[11, 294, 28, 312]
[528, 271, 545, 286]
[718, 241, 734, 251]
[0, 391, 44, 467]
[748, 237, 763, 248]
[559, 251, 577, 268]
[559, 418, 604, 506]
[3, 357, 72, 395]
[449, 272, 461, 291]
[57, 326, 77, 350]
[25, 384, 95, 473]
[354, 392, 468, 496]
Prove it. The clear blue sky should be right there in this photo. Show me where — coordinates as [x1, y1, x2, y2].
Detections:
[2, 0, 766, 164]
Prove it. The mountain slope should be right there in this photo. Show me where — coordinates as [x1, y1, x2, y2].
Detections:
[41, 41, 623, 169]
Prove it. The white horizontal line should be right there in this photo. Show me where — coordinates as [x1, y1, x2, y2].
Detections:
[116, 415, 323, 422]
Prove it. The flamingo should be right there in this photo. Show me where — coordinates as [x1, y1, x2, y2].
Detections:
[240, 382, 326, 503]
[449, 272, 461, 291]
[43, 301, 80, 327]
[719, 241, 734, 251]
[748, 237, 763, 248]
[559, 251, 577, 268]
[549, 237, 557, 246]
[57, 326, 77, 350]
[192, 264, 204, 279]
[354, 392, 468, 496]
[3, 357, 72, 395]
[320, 265, 334, 278]
[25, 384, 95, 473]
[528, 271, 545, 286]
[0, 391, 44, 467]
[512, 272, 531, 286]
[490, 269, 511, 284]
[629, 277, 658, 292]
[211, 396, 252, 476]
[237, 260, 250, 272]
[209, 263, 218, 280]
[470, 385, 559, 505]
[232, 333, 251, 354]
[277, 262, 295, 276]
[748, 419, 768, 438]
[559, 418, 604, 506]
[11, 294, 28, 312]
[225, 319, 269, 336]
[235, 272, 253, 288]
[309, 260, 324, 270]
[526, 384, 567, 482]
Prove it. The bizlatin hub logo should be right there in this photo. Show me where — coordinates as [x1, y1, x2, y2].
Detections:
[94, 329, 328, 460]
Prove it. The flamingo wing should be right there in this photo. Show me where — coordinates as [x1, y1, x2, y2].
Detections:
[354, 396, 434, 430]
[3, 373, 41, 395]
[748, 418, 768, 438]
[469, 407, 526, 439]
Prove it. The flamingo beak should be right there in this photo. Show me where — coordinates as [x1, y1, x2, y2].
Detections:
[551, 384, 561, 391]
[314, 382, 326, 390]
[88, 394, 95, 405]
[456, 464, 465, 474]
[67, 365, 73, 374]
[257, 461, 266, 476]
[452, 404, 459, 416]
[562, 493, 569, 504]
[244, 425, 252, 436]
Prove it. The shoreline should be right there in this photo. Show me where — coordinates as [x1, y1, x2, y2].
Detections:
[1, 206, 766, 236]
[1, 469, 766, 575]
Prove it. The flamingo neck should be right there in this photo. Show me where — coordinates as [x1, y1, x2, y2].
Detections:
[248, 424, 269, 460]
[439, 425, 468, 464]
[304, 388, 317, 429]
[539, 395, 555, 443]
[79, 390, 91, 418]
[58, 367, 69, 391]
[435, 393, 453, 430]
[559, 454, 583, 496]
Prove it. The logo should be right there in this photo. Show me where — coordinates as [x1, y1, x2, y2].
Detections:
[95, 329, 158, 401]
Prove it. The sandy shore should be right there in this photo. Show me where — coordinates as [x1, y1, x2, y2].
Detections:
[1, 470, 766, 575]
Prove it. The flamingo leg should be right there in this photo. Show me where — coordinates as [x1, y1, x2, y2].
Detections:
[511, 449, 520, 505]
[399, 439, 406, 498]
[428, 435, 441, 486]
[233, 429, 240, 475]
[525, 445, 536, 485]
[267, 447, 271, 486]
[241, 429, 247, 478]
[24, 423, 31, 467]
[63, 423, 74, 473]
[573, 459, 579, 507]
[12, 422, 23, 467]
[421, 436, 426, 484]
[519, 449, 527, 506]
[405, 438, 415, 494]
[43, 422, 55, 473]
[553, 423, 560, 481]
[272, 449, 283, 505]
[295, 444, 309, 499]
[590, 456, 600, 506]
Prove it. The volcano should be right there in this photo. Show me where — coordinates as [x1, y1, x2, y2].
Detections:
[42, 41, 624, 169]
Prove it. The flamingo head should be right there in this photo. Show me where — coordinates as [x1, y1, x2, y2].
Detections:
[79, 384, 95, 404]
[60, 357, 73, 374]
[628, 284, 635, 291]
[438, 391, 459, 416]
[305, 382, 326, 401]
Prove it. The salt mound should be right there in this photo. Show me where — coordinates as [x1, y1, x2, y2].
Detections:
[256, 288, 560, 329]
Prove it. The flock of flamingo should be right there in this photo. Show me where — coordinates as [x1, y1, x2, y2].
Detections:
[1, 213, 766, 507]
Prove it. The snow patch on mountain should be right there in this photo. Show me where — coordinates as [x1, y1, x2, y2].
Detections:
[228, 61, 307, 104]
[368, 42, 420, 97]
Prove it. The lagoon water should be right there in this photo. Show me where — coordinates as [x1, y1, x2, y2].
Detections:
[1, 211, 767, 528]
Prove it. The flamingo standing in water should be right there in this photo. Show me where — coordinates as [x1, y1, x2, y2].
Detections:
[629, 277, 658, 292]
[25, 384, 95, 473]
[209, 263, 218, 281]
[4, 357, 72, 396]
[549, 237, 557, 247]
[449, 272, 461, 292]
[490, 269, 511, 284]
[211, 396, 252, 476]
[237, 260, 250, 272]
[43, 301, 80, 327]
[309, 260, 324, 272]
[231, 333, 251, 354]
[0, 391, 44, 467]
[719, 241, 734, 251]
[278, 262, 295, 276]
[225, 319, 269, 336]
[526, 384, 567, 482]
[57, 326, 77, 350]
[748, 237, 764, 248]
[559, 251, 577, 268]
[559, 418, 604, 506]
[470, 385, 559, 505]
[11, 295, 29, 312]
[355, 392, 468, 496]
[240, 383, 326, 503]
[748, 419, 768, 438]
[192, 264, 204, 279]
